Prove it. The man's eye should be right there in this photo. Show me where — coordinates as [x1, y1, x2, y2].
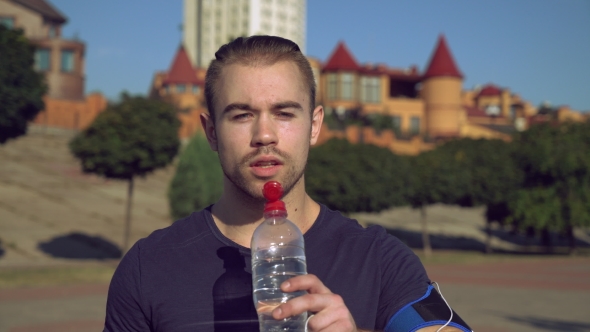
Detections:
[277, 112, 295, 119]
[233, 113, 252, 120]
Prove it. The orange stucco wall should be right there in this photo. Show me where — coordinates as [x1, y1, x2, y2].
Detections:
[32, 93, 207, 140]
[177, 108, 207, 139]
[33, 93, 107, 130]
[557, 106, 586, 122]
[460, 123, 511, 141]
[383, 98, 425, 133]
[461, 90, 477, 107]
[422, 77, 462, 137]
[316, 123, 434, 155]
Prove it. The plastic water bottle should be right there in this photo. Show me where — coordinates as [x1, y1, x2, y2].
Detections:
[251, 181, 308, 332]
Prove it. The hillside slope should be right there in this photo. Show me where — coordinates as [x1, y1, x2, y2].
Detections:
[0, 126, 176, 267]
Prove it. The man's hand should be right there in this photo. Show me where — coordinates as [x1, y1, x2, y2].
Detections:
[272, 274, 357, 332]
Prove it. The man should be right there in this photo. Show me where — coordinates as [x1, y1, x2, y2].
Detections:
[104, 36, 471, 332]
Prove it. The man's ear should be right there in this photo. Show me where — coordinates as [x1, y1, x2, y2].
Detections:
[200, 112, 218, 151]
[310, 105, 324, 146]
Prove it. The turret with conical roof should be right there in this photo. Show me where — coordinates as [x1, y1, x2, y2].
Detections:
[323, 41, 361, 72]
[321, 41, 362, 110]
[149, 44, 204, 110]
[163, 45, 202, 86]
[421, 35, 464, 138]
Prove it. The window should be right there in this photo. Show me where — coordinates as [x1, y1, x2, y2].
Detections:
[192, 85, 200, 94]
[61, 50, 74, 72]
[369, 77, 380, 103]
[361, 76, 381, 103]
[327, 73, 337, 100]
[410, 117, 420, 135]
[392, 116, 402, 133]
[34, 49, 50, 71]
[340, 73, 354, 100]
[176, 84, 186, 93]
[0, 17, 14, 29]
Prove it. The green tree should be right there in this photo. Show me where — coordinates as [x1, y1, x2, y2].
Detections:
[406, 147, 470, 256]
[70, 94, 180, 252]
[0, 26, 47, 144]
[306, 138, 409, 214]
[508, 122, 590, 253]
[168, 132, 223, 220]
[434, 138, 523, 253]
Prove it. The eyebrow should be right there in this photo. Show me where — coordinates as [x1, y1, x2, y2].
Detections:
[272, 101, 303, 112]
[221, 101, 304, 115]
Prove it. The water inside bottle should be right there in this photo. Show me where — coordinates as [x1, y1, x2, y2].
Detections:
[252, 255, 307, 331]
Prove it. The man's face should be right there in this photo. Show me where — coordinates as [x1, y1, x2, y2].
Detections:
[204, 61, 323, 200]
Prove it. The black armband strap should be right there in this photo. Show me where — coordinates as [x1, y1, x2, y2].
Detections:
[385, 284, 472, 332]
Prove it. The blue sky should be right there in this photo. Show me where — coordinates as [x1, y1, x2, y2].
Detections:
[51, 0, 590, 111]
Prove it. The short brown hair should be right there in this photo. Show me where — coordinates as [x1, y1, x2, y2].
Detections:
[205, 35, 316, 121]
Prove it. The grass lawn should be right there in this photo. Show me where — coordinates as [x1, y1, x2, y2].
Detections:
[0, 264, 117, 289]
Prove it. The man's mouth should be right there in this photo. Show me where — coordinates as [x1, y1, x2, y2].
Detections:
[253, 160, 280, 168]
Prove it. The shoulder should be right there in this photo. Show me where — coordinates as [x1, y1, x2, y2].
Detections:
[314, 203, 429, 282]
[309, 204, 420, 270]
[313, 204, 405, 248]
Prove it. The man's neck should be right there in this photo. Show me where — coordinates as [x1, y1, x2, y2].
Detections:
[210, 178, 320, 248]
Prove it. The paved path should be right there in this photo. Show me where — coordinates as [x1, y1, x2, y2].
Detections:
[1, 257, 589, 332]
[427, 257, 590, 332]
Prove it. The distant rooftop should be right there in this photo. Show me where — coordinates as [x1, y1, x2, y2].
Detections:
[423, 34, 463, 80]
[11, 0, 67, 24]
[323, 41, 361, 71]
[478, 84, 503, 97]
[163, 45, 202, 86]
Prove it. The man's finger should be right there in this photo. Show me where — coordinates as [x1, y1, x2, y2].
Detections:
[273, 293, 345, 319]
[306, 307, 356, 332]
[281, 274, 331, 294]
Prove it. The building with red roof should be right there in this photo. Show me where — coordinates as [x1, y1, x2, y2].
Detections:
[148, 45, 209, 138]
[149, 45, 206, 112]
[148, 33, 585, 147]
[323, 41, 361, 72]
[314, 35, 519, 145]
[1, 0, 85, 100]
[162, 46, 203, 87]
[1, 0, 109, 132]
[309, 32, 586, 153]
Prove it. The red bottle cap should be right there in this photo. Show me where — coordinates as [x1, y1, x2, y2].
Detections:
[263, 181, 286, 214]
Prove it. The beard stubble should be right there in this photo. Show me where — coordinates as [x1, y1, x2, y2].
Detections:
[221, 145, 308, 202]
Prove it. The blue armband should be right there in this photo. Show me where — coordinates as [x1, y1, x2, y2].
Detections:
[384, 284, 472, 332]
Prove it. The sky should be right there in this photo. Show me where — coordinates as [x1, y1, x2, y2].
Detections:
[50, 0, 590, 111]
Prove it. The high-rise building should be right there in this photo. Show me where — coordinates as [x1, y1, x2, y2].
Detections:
[183, 0, 306, 67]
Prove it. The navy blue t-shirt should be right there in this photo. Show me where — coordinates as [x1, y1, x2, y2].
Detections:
[104, 204, 430, 331]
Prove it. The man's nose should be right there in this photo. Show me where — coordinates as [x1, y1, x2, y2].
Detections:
[251, 113, 278, 147]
